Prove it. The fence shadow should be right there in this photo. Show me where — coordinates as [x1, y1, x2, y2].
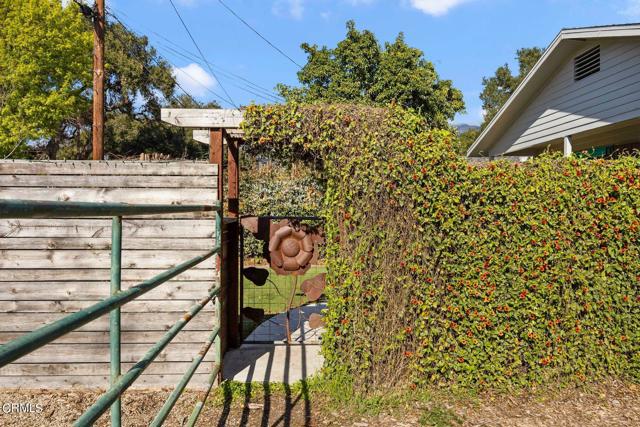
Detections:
[215, 342, 314, 426]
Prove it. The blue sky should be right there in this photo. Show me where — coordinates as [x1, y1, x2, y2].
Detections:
[107, 0, 640, 125]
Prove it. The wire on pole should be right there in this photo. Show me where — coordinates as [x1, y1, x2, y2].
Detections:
[168, 0, 239, 108]
[217, 0, 303, 69]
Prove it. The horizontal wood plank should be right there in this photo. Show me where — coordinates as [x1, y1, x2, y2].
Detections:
[0, 299, 216, 313]
[0, 312, 216, 332]
[0, 281, 217, 300]
[8, 343, 217, 364]
[0, 237, 215, 250]
[0, 361, 213, 376]
[0, 187, 217, 205]
[161, 108, 243, 128]
[0, 269, 216, 281]
[0, 160, 217, 176]
[0, 174, 216, 189]
[0, 219, 217, 238]
[0, 330, 214, 344]
[0, 250, 216, 269]
[0, 373, 213, 389]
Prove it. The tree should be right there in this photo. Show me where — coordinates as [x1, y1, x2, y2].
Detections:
[56, 21, 214, 160]
[0, 0, 92, 157]
[480, 47, 544, 127]
[456, 128, 480, 155]
[0, 2, 216, 160]
[101, 94, 217, 160]
[277, 21, 464, 128]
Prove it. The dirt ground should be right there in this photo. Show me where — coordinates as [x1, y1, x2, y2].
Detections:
[0, 380, 638, 426]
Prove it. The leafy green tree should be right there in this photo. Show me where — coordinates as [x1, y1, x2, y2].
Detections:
[101, 94, 217, 160]
[278, 21, 464, 128]
[480, 47, 544, 127]
[57, 22, 214, 160]
[0, 0, 92, 157]
[0, 3, 215, 160]
[456, 128, 480, 155]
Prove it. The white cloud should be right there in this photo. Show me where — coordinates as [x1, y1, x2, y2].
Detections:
[172, 63, 217, 98]
[273, 0, 305, 19]
[273, 0, 375, 20]
[621, 0, 640, 16]
[271, 0, 473, 20]
[408, 0, 474, 16]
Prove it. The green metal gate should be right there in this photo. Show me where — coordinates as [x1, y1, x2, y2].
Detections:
[0, 199, 223, 427]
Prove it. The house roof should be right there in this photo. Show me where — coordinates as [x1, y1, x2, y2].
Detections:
[466, 23, 640, 157]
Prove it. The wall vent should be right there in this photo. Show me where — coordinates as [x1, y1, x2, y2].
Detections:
[574, 45, 600, 81]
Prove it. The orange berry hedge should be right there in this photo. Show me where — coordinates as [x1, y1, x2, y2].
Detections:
[242, 103, 640, 390]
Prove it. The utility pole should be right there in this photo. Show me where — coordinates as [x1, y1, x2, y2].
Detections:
[92, 0, 105, 160]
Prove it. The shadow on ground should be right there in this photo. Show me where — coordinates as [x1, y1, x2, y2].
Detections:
[214, 380, 314, 427]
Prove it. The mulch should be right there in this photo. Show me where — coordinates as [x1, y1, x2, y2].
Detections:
[0, 379, 638, 426]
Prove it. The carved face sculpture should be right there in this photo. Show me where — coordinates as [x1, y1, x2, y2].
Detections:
[268, 221, 316, 275]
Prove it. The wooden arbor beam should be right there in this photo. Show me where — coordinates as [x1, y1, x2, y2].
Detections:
[161, 109, 243, 129]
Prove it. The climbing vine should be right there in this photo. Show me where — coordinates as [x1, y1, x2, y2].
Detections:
[242, 103, 640, 391]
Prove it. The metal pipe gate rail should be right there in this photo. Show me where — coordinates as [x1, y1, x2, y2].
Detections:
[0, 200, 224, 427]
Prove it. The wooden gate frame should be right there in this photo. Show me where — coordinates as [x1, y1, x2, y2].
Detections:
[162, 109, 244, 350]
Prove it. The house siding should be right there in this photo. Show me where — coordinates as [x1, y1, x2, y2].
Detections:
[491, 39, 640, 155]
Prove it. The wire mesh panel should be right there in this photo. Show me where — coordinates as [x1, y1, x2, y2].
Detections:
[240, 216, 325, 343]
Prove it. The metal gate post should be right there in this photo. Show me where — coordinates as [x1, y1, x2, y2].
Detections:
[110, 216, 122, 427]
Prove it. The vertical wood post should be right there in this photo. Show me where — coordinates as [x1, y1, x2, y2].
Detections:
[210, 129, 224, 206]
[226, 138, 240, 348]
[92, 0, 105, 160]
[563, 135, 573, 157]
[228, 139, 239, 217]
[209, 129, 226, 370]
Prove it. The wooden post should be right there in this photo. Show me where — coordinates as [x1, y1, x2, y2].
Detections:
[228, 139, 239, 217]
[226, 138, 240, 348]
[92, 0, 105, 160]
[563, 135, 573, 157]
[210, 129, 226, 363]
[210, 129, 224, 204]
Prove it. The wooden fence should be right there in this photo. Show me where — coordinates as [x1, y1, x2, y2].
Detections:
[0, 160, 219, 389]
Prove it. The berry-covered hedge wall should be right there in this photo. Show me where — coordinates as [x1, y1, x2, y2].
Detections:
[241, 103, 640, 390]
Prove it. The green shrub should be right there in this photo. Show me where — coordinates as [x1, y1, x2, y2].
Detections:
[242, 103, 640, 390]
[240, 159, 323, 259]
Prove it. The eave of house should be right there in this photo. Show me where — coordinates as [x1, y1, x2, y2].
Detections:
[466, 23, 640, 157]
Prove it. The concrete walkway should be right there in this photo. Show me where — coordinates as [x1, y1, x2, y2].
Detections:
[222, 343, 323, 383]
[223, 303, 325, 384]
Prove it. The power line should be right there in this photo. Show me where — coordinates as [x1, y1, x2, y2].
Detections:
[217, 0, 302, 69]
[153, 40, 283, 102]
[106, 9, 233, 108]
[172, 61, 237, 104]
[155, 42, 282, 103]
[107, 4, 285, 103]
[105, 11, 197, 107]
[167, 0, 238, 108]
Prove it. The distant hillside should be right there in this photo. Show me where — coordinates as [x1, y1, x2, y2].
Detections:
[454, 124, 480, 133]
